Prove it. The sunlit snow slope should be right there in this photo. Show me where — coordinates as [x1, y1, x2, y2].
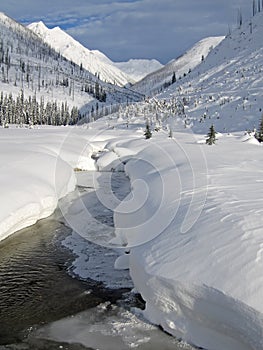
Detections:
[133, 36, 224, 95]
[114, 59, 163, 82]
[28, 21, 134, 87]
[158, 11, 263, 133]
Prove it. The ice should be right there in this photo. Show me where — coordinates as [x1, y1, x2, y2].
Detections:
[34, 302, 194, 350]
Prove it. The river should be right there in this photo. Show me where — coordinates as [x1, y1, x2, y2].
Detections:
[0, 171, 194, 350]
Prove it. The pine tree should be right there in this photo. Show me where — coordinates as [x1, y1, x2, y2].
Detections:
[237, 8, 243, 28]
[144, 121, 152, 139]
[255, 114, 263, 142]
[172, 72, 176, 84]
[206, 124, 217, 145]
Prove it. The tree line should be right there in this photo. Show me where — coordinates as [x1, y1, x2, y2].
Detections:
[0, 90, 81, 127]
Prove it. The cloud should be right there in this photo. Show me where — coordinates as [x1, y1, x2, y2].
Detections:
[0, 0, 253, 63]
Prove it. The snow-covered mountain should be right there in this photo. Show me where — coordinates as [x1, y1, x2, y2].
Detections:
[114, 59, 163, 82]
[0, 12, 143, 126]
[28, 21, 134, 87]
[156, 11, 263, 134]
[133, 36, 224, 95]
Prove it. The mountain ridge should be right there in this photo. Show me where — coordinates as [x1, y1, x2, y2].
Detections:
[156, 11, 263, 133]
[0, 12, 143, 126]
[28, 21, 135, 87]
[133, 36, 224, 96]
[114, 58, 164, 82]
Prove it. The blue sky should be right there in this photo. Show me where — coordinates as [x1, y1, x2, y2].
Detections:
[0, 0, 252, 64]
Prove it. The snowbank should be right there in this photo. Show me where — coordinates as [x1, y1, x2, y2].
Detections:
[0, 122, 139, 242]
[3, 115, 263, 350]
[111, 132, 263, 350]
[0, 125, 106, 242]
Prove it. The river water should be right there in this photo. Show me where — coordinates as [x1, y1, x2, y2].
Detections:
[0, 172, 194, 350]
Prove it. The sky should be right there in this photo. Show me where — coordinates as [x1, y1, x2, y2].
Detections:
[0, 0, 252, 64]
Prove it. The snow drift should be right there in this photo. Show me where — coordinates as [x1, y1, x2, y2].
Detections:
[109, 130, 263, 350]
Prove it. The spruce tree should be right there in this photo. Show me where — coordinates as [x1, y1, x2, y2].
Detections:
[172, 72, 176, 84]
[144, 121, 152, 139]
[255, 114, 263, 142]
[206, 124, 217, 145]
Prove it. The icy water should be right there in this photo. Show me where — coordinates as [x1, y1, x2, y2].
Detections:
[0, 172, 194, 350]
[0, 218, 128, 348]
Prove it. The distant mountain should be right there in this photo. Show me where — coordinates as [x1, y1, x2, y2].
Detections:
[28, 21, 134, 87]
[133, 36, 224, 96]
[114, 59, 163, 82]
[156, 11, 263, 133]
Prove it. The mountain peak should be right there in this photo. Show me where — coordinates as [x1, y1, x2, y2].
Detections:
[114, 58, 164, 82]
[28, 21, 50, 37]
[28, 22, 134, 86]
[133, 36, 224, 94]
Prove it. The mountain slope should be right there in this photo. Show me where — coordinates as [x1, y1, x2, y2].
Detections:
[0, 13, 95, 117]
[114, 59, 163, 82]
[0, 12, 143, 126]
[133, 36, 224, 95]
[28, 21, 134, 87]
[157, 11, 263, 133]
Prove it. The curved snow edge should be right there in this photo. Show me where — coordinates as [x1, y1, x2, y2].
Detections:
[130, 252, 263, 350]
[111, 136, 263, 350]
[0, 154, 76, 242]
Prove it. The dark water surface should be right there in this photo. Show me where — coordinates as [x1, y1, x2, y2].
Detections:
[0, 172, 194, 350]
[0, 218, 128, 348]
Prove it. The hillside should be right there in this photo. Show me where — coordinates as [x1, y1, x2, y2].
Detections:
[28, 21, 134, 87]
[133, 36, 224, 96]
[114, 58, 163, 82]
[156, 11, 263, 134]
[0, 12, 143, 126]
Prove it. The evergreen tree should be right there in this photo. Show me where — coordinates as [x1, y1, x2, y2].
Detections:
[237, 8, 243, 28]
[255, 114, 263, 142]
[172, 72, 176, 84]
[206, 124, 217, 145]
[144, 120, 152, 139]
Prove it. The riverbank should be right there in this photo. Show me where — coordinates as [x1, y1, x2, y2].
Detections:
[0, 214, 130, 346]
[107, 130, 263, 350]
[0, 160, 193, 350]
[1, 117, 263, 350]
[0, 124, 139, 242]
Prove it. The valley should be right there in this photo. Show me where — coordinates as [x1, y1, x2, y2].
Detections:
[0, 7, 263, 350]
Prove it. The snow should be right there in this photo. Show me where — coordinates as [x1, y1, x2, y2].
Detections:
[114, 59, 164, 82]
[1, 105, 263, 350]
[28, 21, 134, 86]
[156, 12, 263, 134]
[0, 12, 142, 127]
[62, 105, 263, 349]
[133, 36, 224, 95]
[1, 9, 263, 350]
[123, 134, 263, 350]
[34, 302, 193, 350]
[0, 12, 95, 111]
[0, 125, 108, 242]
[9, 112, 261, 350]
[28, 104, 261, 350]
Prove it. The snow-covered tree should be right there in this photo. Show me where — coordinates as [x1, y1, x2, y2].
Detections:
[144, 120, 152, 139]
[206, 124, 217, 145]
[255, 114, 263, 142]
